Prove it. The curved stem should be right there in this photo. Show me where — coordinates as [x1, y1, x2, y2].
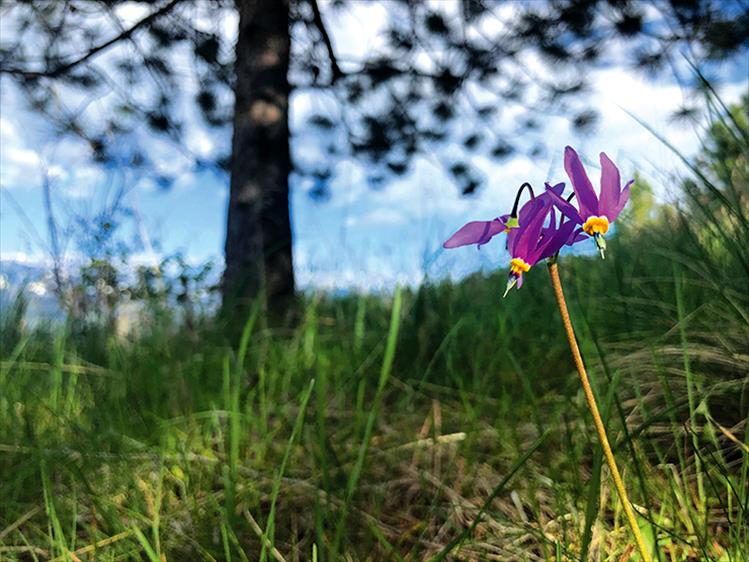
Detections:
[510, 182, 535, 217]
[547, 262, 653, 562]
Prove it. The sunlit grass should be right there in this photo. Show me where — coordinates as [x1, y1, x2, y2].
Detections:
[1, 254, 746, 560]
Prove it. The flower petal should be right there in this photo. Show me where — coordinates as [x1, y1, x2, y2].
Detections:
[509, 197, 551, 261]
[569, 227, 588, 245]
[545, 185, 582, 224]
[564, 146, 598, 218]
[545, 181, 565, 197]
[537, 219, 577, 261]
[443, 219, 506, 249]
[599, 152, 622, 221]
[614, 179, 634, 216]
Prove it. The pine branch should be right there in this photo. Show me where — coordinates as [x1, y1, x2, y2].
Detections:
[309, 0, 343, 83]
[0, 0, 180, 79]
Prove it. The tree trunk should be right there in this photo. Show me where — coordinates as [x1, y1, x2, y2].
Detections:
[223, 0, 293, 311]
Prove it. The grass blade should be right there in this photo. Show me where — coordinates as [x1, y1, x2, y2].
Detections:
[260, 378, 316, 562]
[428, 430, 549, 562]
[331, 286, 403, 558]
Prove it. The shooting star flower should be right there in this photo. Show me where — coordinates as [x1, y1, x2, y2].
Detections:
[503, 196, 577, 296]
[548, 146, 633, 258]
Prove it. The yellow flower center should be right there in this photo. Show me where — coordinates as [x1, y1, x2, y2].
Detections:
[582, 215, 610, 236]
[510, 258, 531, 275]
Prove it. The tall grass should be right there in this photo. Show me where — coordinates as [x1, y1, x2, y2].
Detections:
[1, 98, 747, 560]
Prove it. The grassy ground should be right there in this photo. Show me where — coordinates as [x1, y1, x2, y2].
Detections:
[1, 104, 748, 561]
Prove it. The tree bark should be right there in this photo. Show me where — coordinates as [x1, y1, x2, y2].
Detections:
[223, 0, 294, 310]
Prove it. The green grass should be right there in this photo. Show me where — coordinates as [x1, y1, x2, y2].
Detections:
[0, 98, 747, 561]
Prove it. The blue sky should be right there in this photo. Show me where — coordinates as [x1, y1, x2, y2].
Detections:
[1, 2, 747, 292]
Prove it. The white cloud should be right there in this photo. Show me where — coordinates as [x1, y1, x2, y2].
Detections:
[0, 118, 16, 137]
[47, 165, 67, 181]
[0, 251, 47, 265]
[0, 117, 43, 188]
[113, 2, 151, 25]
[27, 281, 47, 296]
[294, 254, 425, 293]
[186, 128, 214, 158]
[346, 207, 407, 227]
[57, 165, 108, 199]
[324, 1, 390, 66]
[5, 146, 41, 167]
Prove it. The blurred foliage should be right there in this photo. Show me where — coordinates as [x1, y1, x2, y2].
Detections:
[623, 172, 657, 225]
[701, 94, 749, 188]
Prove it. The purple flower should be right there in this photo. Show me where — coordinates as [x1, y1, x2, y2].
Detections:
[443, 180, 581, 295]
[548, 146, 633, 258]
[503, 196, 577, 296]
